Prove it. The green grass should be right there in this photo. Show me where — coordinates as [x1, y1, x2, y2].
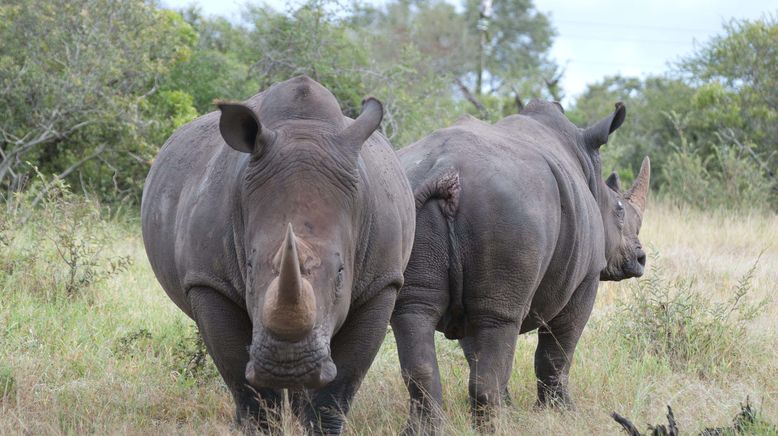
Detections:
[1, 201, 777, 434]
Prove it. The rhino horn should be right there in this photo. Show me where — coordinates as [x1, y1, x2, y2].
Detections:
[627, 156, 651, 213]
[262, 223, 316, 341]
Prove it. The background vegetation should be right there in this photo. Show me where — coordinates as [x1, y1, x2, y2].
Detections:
[1, 0, 776, 434]
[2, 0, 775, 209]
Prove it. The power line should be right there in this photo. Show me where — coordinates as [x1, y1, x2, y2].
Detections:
[554, 19, 719, 33]
[557, 34, 699, 45]
[565, 58, 670, 68]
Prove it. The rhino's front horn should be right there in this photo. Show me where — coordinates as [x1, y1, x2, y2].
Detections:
[627, 156, 651, 213]
[262, 223, 316, 341]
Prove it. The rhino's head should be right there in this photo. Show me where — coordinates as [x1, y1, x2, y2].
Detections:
[599, 157, 650, 281]
[216, 76, 383, 389]
[521, 100, 650, 281]
[577, 102, 651, 281]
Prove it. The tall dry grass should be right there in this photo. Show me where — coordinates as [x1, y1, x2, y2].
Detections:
[1, 200, 776, 434]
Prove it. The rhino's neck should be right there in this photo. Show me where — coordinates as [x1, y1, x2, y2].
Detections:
[349, 158, 374, 303]
[565, 135, 603, 203]
[231, 156, 251, 298]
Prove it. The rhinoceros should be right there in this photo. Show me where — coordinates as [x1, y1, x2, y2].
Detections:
[391, 100, 650, 432]
[141, 76, 415, 434]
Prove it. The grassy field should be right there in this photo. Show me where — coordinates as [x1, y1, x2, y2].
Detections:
[1, 200, 776, 435]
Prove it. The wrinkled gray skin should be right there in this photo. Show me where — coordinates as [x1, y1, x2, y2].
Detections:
[141, 76, 414, 434]
[392, 100, 650, 433]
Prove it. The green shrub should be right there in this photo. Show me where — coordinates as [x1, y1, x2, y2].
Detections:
[113, 328, 154, 358]
[659, 112, 775, 211]
[611, 252, 767, 377]
[172, 325, 219, 384]
[0, 176, 132, 301]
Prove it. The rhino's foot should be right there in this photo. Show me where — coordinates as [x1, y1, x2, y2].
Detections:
[502, 386, 513, 406]
[232, 415, 279, 436]
[401, 404, 442, 436]
[300, 404, 345, 436]
[471, 404, 498, 434]
[400, 421, 438, 436]
[534, 384, 575, 412]
[233, 401, 284, 436]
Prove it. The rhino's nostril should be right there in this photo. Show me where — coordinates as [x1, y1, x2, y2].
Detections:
[637, 253, 646, 266]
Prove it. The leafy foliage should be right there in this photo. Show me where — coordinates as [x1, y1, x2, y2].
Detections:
[611, 253, 767, 377]
[570, 15, 777, 209]
[172, 325, 219, 384]
[1, 1, 774, 211]
[0, 0, 197, 203]
[0, 175, 132, 301]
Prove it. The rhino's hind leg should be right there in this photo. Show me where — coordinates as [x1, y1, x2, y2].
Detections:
[392, 309, 445, 436]
[533, 274, 598, 410]
[459, 321, 520, 432]
[188, 287, 283, 432]
[295, 288, 397, 435]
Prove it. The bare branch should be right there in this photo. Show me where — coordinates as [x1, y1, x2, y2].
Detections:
[454, 77, 488, 118]
[25, 144, 106, 218]
[510, 85, 524, 113]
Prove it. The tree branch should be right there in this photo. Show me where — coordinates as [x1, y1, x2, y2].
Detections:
[454, 77, 488, 118]
[510, 85, 524, 113]
[24, 144, 106, 220]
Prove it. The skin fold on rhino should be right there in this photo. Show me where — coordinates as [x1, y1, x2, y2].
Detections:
[140, 76, 415, 435]
[392, 100, 650, 434]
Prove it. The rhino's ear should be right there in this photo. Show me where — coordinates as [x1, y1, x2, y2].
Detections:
[338, 97, 383, 162]
[584, 102, 626, 150]
[217, 101, 275, 154]
[605, 171, 622, 192]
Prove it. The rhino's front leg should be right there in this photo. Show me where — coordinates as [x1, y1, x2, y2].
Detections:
[294, 288, 397, 435]
[459, 320, 520, 432]
[534, 274, 598, 409]
[188, 287, 284, 432]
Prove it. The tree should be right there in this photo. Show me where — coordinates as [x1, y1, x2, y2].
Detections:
[677, 15, 777, 179]
[163, 7, 259, 114]
[570, 15, 778, 210]
[239, 0, 457, 146]
[355, 0, 558, 119]
[0, 0, 197, 203]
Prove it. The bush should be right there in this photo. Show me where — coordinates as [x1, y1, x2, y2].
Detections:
[659, 111, 776, 211]
[0, 176, 131, 301]
[172, 325, 219, 384]
[611, 252, 767, 377]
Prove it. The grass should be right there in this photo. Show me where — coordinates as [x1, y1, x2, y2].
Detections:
[1, 200, 777, 435]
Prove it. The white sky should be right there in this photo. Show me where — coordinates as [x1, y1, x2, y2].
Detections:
[161, 0, 776, 104]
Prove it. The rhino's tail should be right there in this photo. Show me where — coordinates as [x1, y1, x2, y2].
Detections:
[412, 166, 464, 339]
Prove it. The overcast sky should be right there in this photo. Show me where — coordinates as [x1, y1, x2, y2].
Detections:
[161, 0, 776, 104]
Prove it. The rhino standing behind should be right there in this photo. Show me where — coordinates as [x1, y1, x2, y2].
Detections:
[392, 100, 650, 432]
[141, 76, 415, 434]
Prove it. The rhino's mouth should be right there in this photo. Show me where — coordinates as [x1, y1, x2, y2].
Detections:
[245, 329, 336, 389]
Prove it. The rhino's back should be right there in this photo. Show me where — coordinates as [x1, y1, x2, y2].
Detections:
[399, 115, 604, 324]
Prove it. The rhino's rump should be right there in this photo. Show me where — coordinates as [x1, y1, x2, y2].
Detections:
[399, 119, 605, 330]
